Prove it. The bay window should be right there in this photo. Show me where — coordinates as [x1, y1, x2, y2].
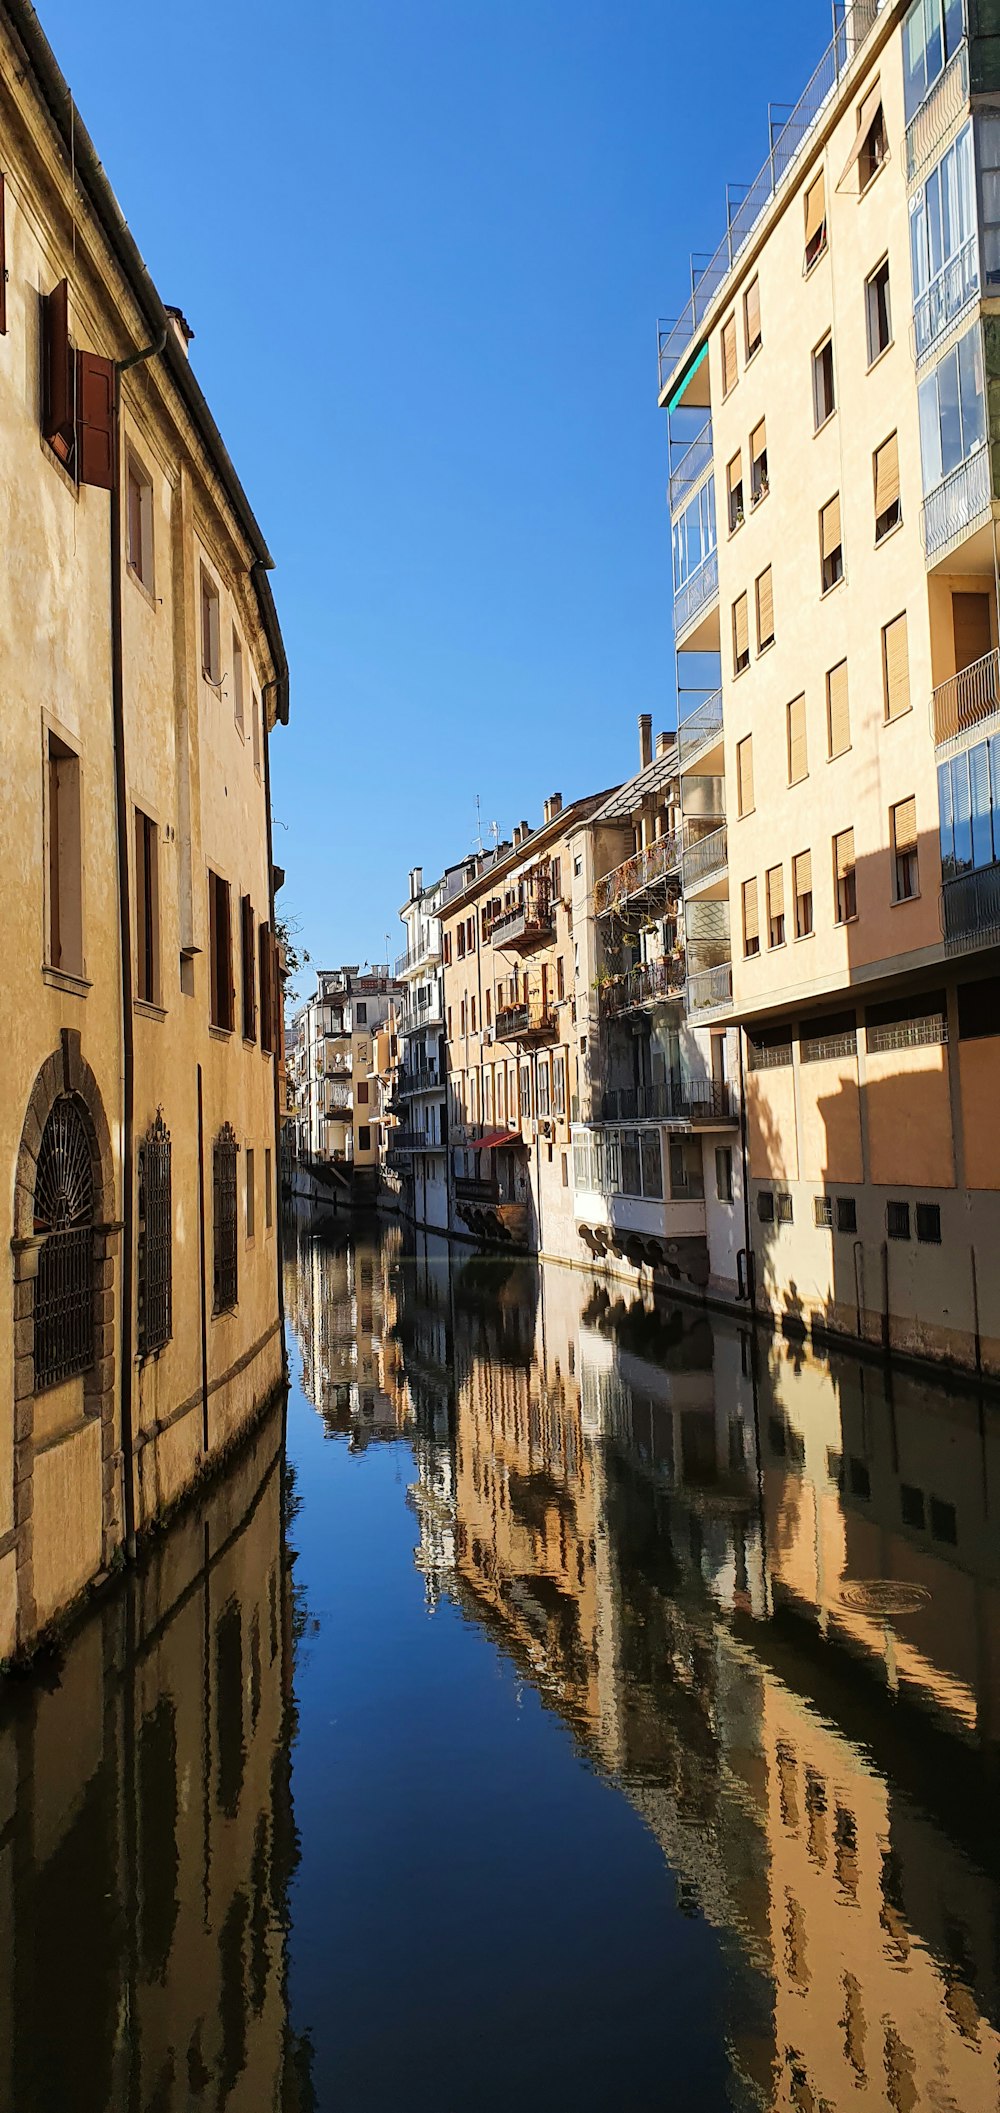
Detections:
[909, 122, 977, 358]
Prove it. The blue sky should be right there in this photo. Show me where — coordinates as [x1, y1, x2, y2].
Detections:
[42, 0, 826, 973]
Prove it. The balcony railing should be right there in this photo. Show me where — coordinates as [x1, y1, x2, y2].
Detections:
[932, 648, 1000, 747]
[395, 938, 442, 979]
[687, 962, 734, 1015]
[942, 861, 1000, 951]
[922, 445, 992, 560]
[397, 1061, 441, 1096]
[913, 233, 979, 365]
[495, 1000, 559, 1043]
[599, 1079, 734, 1124]
[454, 1174, 500, 1204]
[682, 822, 728, 890]
[593, 833, 681, 917]
[599, 958, 685, 1018]
[487, 881, 553, 951]
[668, 419, 713, 514]
[657, 0, 881, 397]
[678, 689, 724, 773]
[673, 547, 718, 641]
[905, 36, 969, 185]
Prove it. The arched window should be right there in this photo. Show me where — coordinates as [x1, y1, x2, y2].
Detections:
[213, 1123, 238, 1313]
[33, 1094, 95, 1390]
[137, 1112, 172, 1357]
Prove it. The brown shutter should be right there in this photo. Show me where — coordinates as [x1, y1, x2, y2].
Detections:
[794, 850, 812, 900]
[756, 566, 774, 647]
[821, 494, 841, 559]
[733, 592, 749, 666]
[767, 865, 784, 922]
[737, 733, 754, 816]
[839, 80, 882, 187]
[43, 279, 74, 463]
[744, 276, 761, 352]
[787, 694, 807, 783]
[893, 797, 917, 855]
[827, 660, 850, 756]
[883, 612, 910, 720]
[728, 452, 742, 504]
[722, 314, 737, 394]
[742, 877, 759, 947]
[77, 350, 116, 490]
[0, 176, 6, 337]
[804, 171, 826, 247]
[835, 828, 855, 880]
[874, 432, 899, 517]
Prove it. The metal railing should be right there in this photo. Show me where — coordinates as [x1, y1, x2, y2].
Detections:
[922, 445, 991, 560]
[487, 882, 553, 949]
[678, 689, 724, 772]
[454, 1174, 500, 1204]
[599, 957, 685, 1018]
[913, 233, 979, 365]
[942, 863, 1000, 949]
[395, 938, 442, 978]
[397, 1061, 440, 1096]
[495, 1000, 558, 1041]
[866, 1013, 947, 1053]
[687, 962, 733, 1014]
[668, 418, 713, 514]
[682, 822, 728, 889]
[673, 547, 718, 640]
[593, 832, 681, 917]
[932, 647, 1000, 746]
[905, 36, 969, 185]
[656, 0, 882, 398]
[599, 1079, 734, 1123]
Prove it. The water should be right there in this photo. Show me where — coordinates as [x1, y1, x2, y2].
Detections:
[2, 1212, 999, 2111]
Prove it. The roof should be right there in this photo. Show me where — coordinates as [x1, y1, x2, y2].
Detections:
[443, 787, 621, 914]
[590, 742, 679, 822]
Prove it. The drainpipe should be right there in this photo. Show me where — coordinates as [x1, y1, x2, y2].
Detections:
[111, 326, 167, 1562]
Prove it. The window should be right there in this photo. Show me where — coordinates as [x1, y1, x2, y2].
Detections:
[553, 1050, 566, 1116]
[757, 1189, 775, 1223]
[793, 850, 814, 938]
[862, 259, 893, 377]
[358, 1125, 371, 1153]
[767, 865, 785, 948]
[672, 478, 717, 587]
[126, 453, 153, 588]
[459, 997, 467, 1035]
[804, 170, 827, 269]
[887, 1200, 911, 1240]
[939, 738, 1000, 881]
[258, 921, 274, 1054]
[873, 434, 902, 544]
[32, 1095, 96, 1390]
[903, 0, 965, 127]
[834, 829, 857, 923]
[820, 495, 843, 592]
[231, 627, 245, 735]
[744, 276, 762, 358]
[901, 1483, 926, 1529]
[852, 86, 888, 194]
[815, 1195, 833, 1228]
[470, 995, 477, 1033]
[556, 955, 565, 1001]
[42, 279, 74, 469]
[918, 321, 986, 492]
[536, 1057, 551, 1117]
[978, 112, 1000, 292]
[742, 875, 760, 957]
[756, 566, 774, 651]
[550, 857, 561, 901]
[457, 923, 466, 961]
[827, 660, 850, 757]
[737, 733, 754, 815]
[883, 612, 911, 721]
[356, 1080, 369, 1105]
[213, 1124, 238, 1312]
[240, 895, 256, 1040]
[519, 1064, 532, 1118]
[265, 1147, 273, 1230]
[486, 987, 493, 1026]
[716, 1146, 734, 1203]
[200, 566, 221, 684]
[836, 1195, 857, 1233]
[668, 1136, 703, 1199]
[137, 1112, 171, 1358]
[733, 594, 750, 675]
[252, 693, 261, 777]
[246, 1147, 255, 1239]
[916, 1200, 941, 1242]
[892, 798, 919, 900]
[46, 730, 83, 976]
[813, 336, 836, 428]
[910, 125, 976, 358]
[787, 696, 807, 785]
[727, 451, 744, 533]
[574, 854, 582, 878]
[750, 420, 768, 506]
[721, 312, 738, 396]
[135, 810, 160, 1005]
[443, 931, 452, 966]
[209, 871, 233, 1031]
[930, 1495, 957, 1544]
[777, 1192, 794, 1224]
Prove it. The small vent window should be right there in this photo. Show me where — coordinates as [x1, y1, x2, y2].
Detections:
[836, 1196, 857, 1234]
[887, 1200, 911, 1241]
[814, 1195, 833, 1228]
[757, 1190, 775, 1223]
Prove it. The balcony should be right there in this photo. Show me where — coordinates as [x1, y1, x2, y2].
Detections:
[395, 937, 442, 980]
[673, 547, 718, 643]
[668, 419, 713, 515]
[324, 1085, 353, 1116]
[905, 36, 969, 185]
[599, 958, 685, 1019]
[922, 446, 992, 562]
[495, 1000, 559, 1044]
[487, 878, 553, 951]
[599, 1080, 735, 1124]
[932, 648, 1000, 749]
[454, 1174, 500, 1205]
[677, 689, 724, 775]
[913, 233, 979, 366]
[682, 821, 728, 894]
[687, 962, 733, 1016]
[942, 862, 1000, 952]
[397, 1061, 441, 1097]
[593, 833, 681, 918]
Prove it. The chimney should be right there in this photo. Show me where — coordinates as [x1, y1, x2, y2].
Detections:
[639, 714, 652, 769]
[543, 793, 563, 825]
[164, 304, 194, 357]
[520, 819, 530, 842]
[513, 824, 523, 848]
[656, 731, 671, 757]
[409, 866, 422, 899]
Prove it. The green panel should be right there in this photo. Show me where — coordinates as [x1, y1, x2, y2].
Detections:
[970, 0, 1000, 89]
[666, 340, 708, 413]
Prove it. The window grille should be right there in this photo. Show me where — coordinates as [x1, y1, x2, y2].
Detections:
[867, 1013, 946, 1053]
[801, 1029, 856, 1063]
[137, 1111, 172, 1356]
[33, 1094, 95, 1391]
[747, 1037, 793, 1071]
[814, 1195, 833, 1228]
[213, 1123, 239, 1313]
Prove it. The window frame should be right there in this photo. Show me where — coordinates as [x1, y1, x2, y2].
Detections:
[812, 334, 836, 431]
[865, 255, 893, 367]
[200, 564, 221, 687]
[125, 448, 155, 592]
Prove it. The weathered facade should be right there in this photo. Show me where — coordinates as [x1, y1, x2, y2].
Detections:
[0, 2, 288, 1658]
[288, 968, 400, 1203]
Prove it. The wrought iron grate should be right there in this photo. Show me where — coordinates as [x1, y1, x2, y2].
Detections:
[138, 1111, 172, 1357]
[33, 1094, 95, 1391]
[213, 1123, 239, 1313]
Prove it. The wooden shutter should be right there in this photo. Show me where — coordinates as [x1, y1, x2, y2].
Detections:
[733, 592, 749, 667]
[787, 694, 807, 782]
[767, 865, 784, 923]
[835, 828, 855, 880]
[794, 850, 812, 901]
[728, 452, 742, 504]
[756, 566, 774, 647]
[259, 919, 273, 1052]
[744, 276, 761, 352]
[722, 314, 737, 394]
[874, 432, 899, 518]
[893, 797, 917, 855]
[821, 494, 841, 560]
[241, 894, 256, 1040]
[43, 279, 74, 463]
[751, 419, 766, 471]
[742, 876, 759, 948]
[737, 734, 754, 816]
[0, 176, 6, 337]
[827, 661, 850, 755]
[77, 350, 116, 489]
[883, 612, 910, 721]
[804, 171, 826, 249]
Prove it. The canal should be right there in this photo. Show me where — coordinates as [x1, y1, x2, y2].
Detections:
[1, 1211, 999, 2110]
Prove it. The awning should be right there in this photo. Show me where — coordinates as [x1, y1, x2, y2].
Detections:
[470, 1129, 526, 1152]
[838, 80, 881, 189]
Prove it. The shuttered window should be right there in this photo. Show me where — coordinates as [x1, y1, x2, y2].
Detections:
[756, 566, 774, 650]
[744, 275, 762, 357]
[804, 170, 827, 268]
[834, 828, 857, 923]
[43, 280, 74, 467]
[742, 876, 760, 956]
[821, 494, 843, 591]
[733, 592, 750, 673]
[722, 313, 738, 395]
[787, 694, 807, 783]
[827, 661, 850, 757]
[874, 432, 901, 540]
[892, 796, 919, 900]
[77, 351, 116, 491]
[794, 851, 813, 937]
[737, 734, 755, 816]
[767, 865, 785, 947]
[727, 451, 744, 533]
[883, 612, 910, 721]
[750, 419, 768, 504]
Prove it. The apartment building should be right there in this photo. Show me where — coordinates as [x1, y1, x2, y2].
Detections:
[0, 4, 287, 1659]
[289, 967, 400, 1198]
[390, 862, 472, 1232]
[659, 0, 1000, 1372]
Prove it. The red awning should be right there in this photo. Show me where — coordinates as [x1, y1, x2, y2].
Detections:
[472, 1129, 525, 1152]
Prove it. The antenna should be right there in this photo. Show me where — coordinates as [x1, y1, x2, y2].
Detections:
[475, 794, 484, 855]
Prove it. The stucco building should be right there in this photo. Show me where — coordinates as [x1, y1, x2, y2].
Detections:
[289, 967, 399, 1203]
[0, 3, 288, 1659]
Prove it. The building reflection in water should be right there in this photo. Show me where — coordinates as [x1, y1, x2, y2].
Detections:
[302, 1220, 1000, 2113]
[0, 1396, 313, 2113]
